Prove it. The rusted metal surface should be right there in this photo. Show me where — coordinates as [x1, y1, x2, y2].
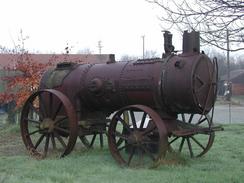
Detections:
[20, 31, 221, 167]
[183, 30, 200, 53]
[163, 53, 217, 114]
[40, 53, 216, 116]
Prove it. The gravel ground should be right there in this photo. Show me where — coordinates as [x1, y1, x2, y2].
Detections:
[213, 104, 244, 124]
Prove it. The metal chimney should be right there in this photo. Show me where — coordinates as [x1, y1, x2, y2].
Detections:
[163, 31, 174, 57]
[183, 30, 200, 53]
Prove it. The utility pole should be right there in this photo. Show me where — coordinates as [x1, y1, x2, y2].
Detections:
[227, 29, 230, 88]
[141, 35, 145, 59]
[97, 40, 103, 54]
[226, 29, 232, 124]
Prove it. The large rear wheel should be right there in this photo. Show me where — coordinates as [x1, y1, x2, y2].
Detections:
[20, 89, 78, 158]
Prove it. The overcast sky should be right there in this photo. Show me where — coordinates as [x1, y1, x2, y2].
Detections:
[0, 0, 183, 59]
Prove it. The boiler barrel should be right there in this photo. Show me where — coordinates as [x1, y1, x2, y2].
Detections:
[163, 53, 216, 114]
[40, 53, 216, 115]
[56, 60, 165, 113]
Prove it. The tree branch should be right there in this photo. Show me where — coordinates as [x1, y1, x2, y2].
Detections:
[147, 0, 244, 51]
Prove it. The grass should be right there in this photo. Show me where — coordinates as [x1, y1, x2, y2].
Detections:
[0, 124, 244, 183]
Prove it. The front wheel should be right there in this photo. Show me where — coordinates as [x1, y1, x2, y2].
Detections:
[108, 105, 168, 168]
[168, 113, 215, 158]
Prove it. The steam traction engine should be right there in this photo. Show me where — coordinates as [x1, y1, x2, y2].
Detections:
[20, 31, 222, 167]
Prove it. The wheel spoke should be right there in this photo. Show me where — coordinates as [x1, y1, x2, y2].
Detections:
[190, 136, 206, 150]
[34, 134, 45, 149]
[142, 125, 156, 136]
[26, 118, 41, 124]
[113, 131, 129, 140]
[186, 137, 194, 157]
[116, 115, 131, 132]
[99, 133, 104, 148]
[139, 147, 144, 166]
[55, 116, 68, 125]
[127, 147, 136, 166]
[52, 102, 63, 121]
[116, 139, 124, 146]
[196, 117, 207, 126]
[188, 114, 194, 124]
[181, 114, 186, 123]
[55, 132, 67, 148]
[79, 135, 99, 148]
[118, 143, 132, 151]
[179, 138, 185, 152]
[141, 145, 156, 161]
[44, 134, 50, 156]
[139, 112, 147, 129]
[26, 129, 43, 137]
[169, 136, 179, 145]
[90, 134, 97, 147]
[51, 133, 56, 150]
[129, 110, 137, 129]
[54, 126, 70, 135]
[79, 136, 89, 147]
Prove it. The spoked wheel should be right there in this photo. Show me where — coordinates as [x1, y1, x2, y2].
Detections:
[108, 105, 168, 168]
[169, 113, 215, 158]
[20, 89, 78, 158]
[79, 132, 105, 149]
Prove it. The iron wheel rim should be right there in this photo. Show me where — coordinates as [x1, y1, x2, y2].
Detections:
[20, 89, 78, 158]
[108, 105, 168, 168]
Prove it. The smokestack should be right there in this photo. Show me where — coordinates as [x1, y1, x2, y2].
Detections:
[163, 31, 174, 57]
[183, 30, 200, 53]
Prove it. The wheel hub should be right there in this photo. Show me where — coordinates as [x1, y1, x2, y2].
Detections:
[40, 118, 55, 133]
[128, 131, 143, 144]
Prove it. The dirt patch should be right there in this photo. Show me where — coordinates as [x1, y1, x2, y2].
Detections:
[0, 132, 26, 156]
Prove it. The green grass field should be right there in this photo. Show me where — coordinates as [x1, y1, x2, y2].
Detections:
[0, 124, 244, 183]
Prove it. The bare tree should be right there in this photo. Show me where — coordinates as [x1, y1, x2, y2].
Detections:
[119, 55, 139, 61]
[144, 50, 160, 58]
[147, 0, 244, 51]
